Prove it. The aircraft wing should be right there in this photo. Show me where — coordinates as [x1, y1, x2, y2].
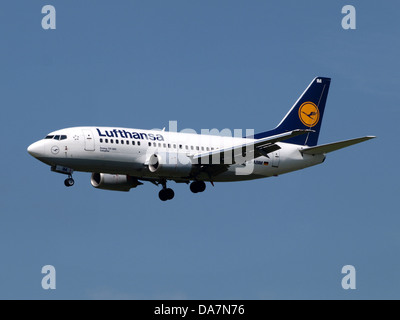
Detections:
[301, 136, 376, 155]
[192, 129, 313, 165]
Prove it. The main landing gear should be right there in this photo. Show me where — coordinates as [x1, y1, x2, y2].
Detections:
[190, 181, 206, 193]
[157, 180, 207, 201]
[64, 175, 75, 187]
[158, 180, 175, 201]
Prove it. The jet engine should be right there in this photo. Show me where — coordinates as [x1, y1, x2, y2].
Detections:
[90, 173, 142, 192]
[148, 153, 193, 177]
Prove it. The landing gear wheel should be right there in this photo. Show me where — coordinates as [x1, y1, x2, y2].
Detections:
[159, 188, 174, 201]
[165, 188, 175, 200]
[197, 181, 206, 193]
[159, 190, 168, 201]
[190, 181, 206, 193]
[190, 182, 198, 193]
[64, 178, 75, 187]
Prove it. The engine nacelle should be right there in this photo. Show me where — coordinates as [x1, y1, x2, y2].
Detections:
[91, 173, 142, 192]
[148, 153, 193, 177]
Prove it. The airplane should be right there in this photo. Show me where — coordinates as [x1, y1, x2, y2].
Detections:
[27, 77, 375, 201]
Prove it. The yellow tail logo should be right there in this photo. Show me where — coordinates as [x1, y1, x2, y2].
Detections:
[299, 102, 320, 127]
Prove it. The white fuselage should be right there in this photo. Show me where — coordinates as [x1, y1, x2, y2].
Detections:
[27, 126, 325, 182]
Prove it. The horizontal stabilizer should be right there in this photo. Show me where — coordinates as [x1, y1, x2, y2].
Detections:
[301, 136, 376, 155]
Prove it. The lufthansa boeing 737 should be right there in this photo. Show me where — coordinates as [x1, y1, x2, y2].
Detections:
[27, 77, 375, 201]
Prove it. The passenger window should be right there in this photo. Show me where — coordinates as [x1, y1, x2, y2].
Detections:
[153, 142, 157, 147]
[121, 140, 124, 144]
[110, 139, 114, 143]
[132, 141, 135, 146]
[168, 144, 171, 148]
[100, 138, 103, 143]
[185, 145, 188, 150]
[159, 143, 162, 147]
[105, 139, 108, 143]
[201, 147, 204, 151]
[191, 146, 194, 150]
[179, 145, 182, 149]
[206, 147, 210, 151]
[211, 147, 214, 151]
[116, 140, 119, 144]
[138, 141, 140, 146]
[173, 144, 176, 149]
[196, 146, 199, 151]
[163, 143, 166, 148]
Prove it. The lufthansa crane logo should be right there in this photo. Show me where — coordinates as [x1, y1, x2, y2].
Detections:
[51, 146, 60, 154]
[299, 102, 320, 127]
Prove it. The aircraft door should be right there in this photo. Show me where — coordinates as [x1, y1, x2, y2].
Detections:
[272, 151, 280, 168]
[83, 129, 95, 151]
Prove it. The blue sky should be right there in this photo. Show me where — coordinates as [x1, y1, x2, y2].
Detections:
[1, 1, 399, 299]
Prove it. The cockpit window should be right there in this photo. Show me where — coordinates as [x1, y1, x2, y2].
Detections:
[44, 135, 67, 140]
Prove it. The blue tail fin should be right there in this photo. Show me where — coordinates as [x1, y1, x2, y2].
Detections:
[253, 77, 331, 146]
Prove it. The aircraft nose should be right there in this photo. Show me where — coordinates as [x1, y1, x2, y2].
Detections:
[27, 141, 44, 158]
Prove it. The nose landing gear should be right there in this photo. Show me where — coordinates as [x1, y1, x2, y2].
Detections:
[51, 166, 75, 188]
[64, 175, 75, 187]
